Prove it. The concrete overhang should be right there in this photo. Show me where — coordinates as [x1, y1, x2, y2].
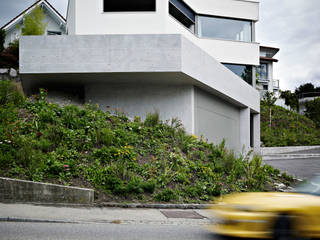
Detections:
[20, 34, 260, 112]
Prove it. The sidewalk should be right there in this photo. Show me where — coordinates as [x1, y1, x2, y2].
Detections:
[0, 203, 213, 226]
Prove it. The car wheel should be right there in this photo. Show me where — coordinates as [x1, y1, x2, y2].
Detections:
[273, 215, 293, 240]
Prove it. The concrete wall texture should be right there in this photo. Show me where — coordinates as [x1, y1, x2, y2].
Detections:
[67, 0, 259, 65]
[194, 87, 240, 150]
[20, 34, 260, 153]
[0, 177, 94, 204]
[86, 83, 194, 134]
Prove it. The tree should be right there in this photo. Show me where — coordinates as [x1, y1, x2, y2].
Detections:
[0, 29, 5, 53]
[280, 90, 299, 111]
[305, 98, 320, 128]
[21, 6, 47, 36]
[241, 66, 253, 85]
[0, 40, 19, 69]
[261, 92, 277, 129]
[295, 83, 315, 97]
[262, 91, 277, 107]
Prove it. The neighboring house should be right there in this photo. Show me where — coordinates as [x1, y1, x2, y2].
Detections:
[256, 46, 280, 98]
[298, 92, 320, 115]
[19, 0, 261, 153]
[1, 0, 66, 48]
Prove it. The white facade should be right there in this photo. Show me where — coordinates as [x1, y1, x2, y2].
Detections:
[1, 0, 66, 48]
[20, 0, 262, 153]
[67, 0, 259, 66]
[257, 46, 280, 98]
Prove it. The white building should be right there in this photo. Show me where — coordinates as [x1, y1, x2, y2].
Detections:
[20, 0, 261, 153]
[1, 0, 66, 48]
[299, 92, 320, 115]
[256, 46, 280, 98]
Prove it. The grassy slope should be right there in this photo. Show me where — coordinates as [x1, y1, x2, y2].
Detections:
[0, 82, 292, 203]
[261, 102, 320, 147]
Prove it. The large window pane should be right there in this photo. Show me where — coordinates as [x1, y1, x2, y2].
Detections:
[104, 0, 156, 12]
[257, 63, 268, 80]
[223, 64, 253, 85]
[198, 16, 252, 42]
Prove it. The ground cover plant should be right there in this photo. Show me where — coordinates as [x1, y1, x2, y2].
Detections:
[261, 101, 320, 147]
[0, 80, 293, 203]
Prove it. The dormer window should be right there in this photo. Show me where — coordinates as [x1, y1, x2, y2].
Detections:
[103, 0, 156, 12]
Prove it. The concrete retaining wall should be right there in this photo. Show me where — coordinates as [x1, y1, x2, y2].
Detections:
[261, 146, 320, 155]
[0, 177, 94, 204]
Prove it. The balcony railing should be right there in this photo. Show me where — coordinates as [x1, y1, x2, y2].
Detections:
[298, 92, 320, 99]
[273, 79, 279, 89]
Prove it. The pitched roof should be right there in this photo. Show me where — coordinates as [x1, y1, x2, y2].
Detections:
[1, 0, 66, 31]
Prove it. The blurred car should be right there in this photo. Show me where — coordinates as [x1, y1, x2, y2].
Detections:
[209, 176, 320, 240]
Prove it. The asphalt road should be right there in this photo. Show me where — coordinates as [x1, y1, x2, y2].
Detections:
[0, 222, 214, 240]
[264, 157, 320, 179]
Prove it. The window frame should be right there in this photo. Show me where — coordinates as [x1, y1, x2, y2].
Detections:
[168, 0, 196, 33]
[103, 0, 156, 13]
[197, 14, 253, 42]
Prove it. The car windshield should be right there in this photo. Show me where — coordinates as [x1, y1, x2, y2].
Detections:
[295, 176, 320, 196]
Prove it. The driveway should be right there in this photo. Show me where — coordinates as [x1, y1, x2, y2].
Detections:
[263, 157, 320, 179]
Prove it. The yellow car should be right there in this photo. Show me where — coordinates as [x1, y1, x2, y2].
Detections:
[209, 176, 320, 240]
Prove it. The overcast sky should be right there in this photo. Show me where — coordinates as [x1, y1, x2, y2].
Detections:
[0, 0, 319, 91]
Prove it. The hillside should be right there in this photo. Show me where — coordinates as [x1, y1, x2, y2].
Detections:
[261, 102, 320, 147]
[0, 81, 292, 203]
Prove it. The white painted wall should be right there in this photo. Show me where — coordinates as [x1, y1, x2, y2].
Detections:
[66, 0, 76, 35]
[184, 0, 259, 21]
[68, 0, 259, 65]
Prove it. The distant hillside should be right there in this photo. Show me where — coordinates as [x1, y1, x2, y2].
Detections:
[261, 102, 320, 147]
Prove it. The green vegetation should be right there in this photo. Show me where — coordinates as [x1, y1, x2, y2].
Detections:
[261, 101, 320, 147]
[305, 98, 320, 128]
[0, 81, 292, 203]
[21, 6, 47, 36]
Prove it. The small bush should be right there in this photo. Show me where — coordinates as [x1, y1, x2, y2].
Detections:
[0, 80, 24, 106]
[144, 112, 160, 127]
[154, 188, 177, 202]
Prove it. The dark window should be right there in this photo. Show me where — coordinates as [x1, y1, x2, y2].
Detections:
[47, 31, 62, 35]
[257, 63, 268, 80]
[169, 0, 195, 32]
[104, 0, 156, 12]
[223, 63, 253, 85]
[263, 84, 268, 90]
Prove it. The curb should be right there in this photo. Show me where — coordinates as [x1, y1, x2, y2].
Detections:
[0, 202, 214, 209]
[263, 154, 320, 160]
[94, 203, 214, 209]
[0, 217, 77, 224]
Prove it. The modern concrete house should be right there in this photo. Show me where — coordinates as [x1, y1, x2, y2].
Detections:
[19, 0, 261, 153]
[1, 0, 66, 48]
[256, 46, 280, 98]
[298, 92, 320, 115]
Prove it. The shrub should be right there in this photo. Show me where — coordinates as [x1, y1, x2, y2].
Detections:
[0, 84, 293, 203]
[0, 80, 24, 106]
[144, 112, 160, 127]
[154, 188, 177, 202]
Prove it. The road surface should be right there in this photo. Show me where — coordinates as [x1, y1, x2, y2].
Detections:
[0, 222, 214, 240]
[264, 157, 320, 179]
